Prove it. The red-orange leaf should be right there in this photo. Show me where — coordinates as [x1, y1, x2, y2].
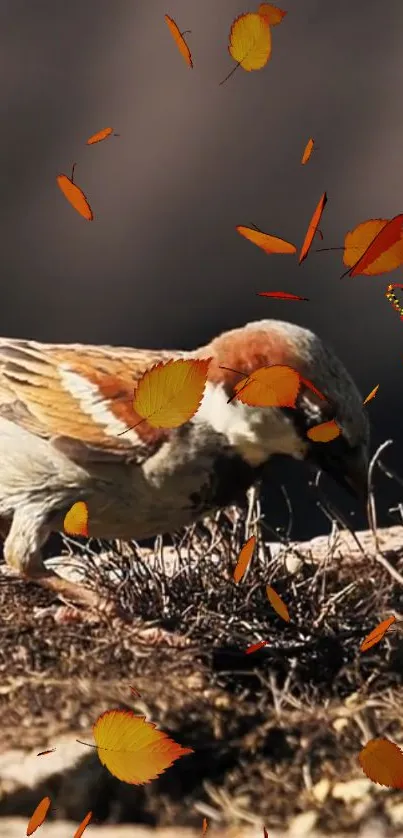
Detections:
[257, 3, 287, 25]
[74, 812, 93, 838]
[56, 173, 93, 221]
[202, 817, 208, 835]
[27, 797, 51, 835]
[358, 738, 403, 788]
[266, 585, 290, 622]
[236, 225, 296, 255]
[86, 127, 114, 145]
[257, 291, 309, 301]
[234, 535, 256, 583]
[360, 615, 396, 652]
[165, 15, 193, 68]
[299, 192, 327, 264]
[301, 138, 314, 165]
[342, 214, 403, 278]
[245, 640, 268, 654]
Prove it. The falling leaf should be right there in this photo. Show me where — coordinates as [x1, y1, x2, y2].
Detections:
[245, 640, 268, 654]
[56, 172, 93, 221]
[86, 127, 114, 145]
[307, 418, 341, 443]
[301, 138, 314, 165]
[360, 615, 396, 652]
[385, 282, 403, 319]
[236, 225, 296, 255]
[37, 749, 56, 757]
[202, 818, 208, 835]
[362, 385, 379, 406]
[257, 291, 309, 300]
[132, 358, 211, 430]
[226, 13, 272, 76]
[234, 535, 256, 583]
[358, 738, 403, 789]
[299, 192, 327, 264]
[342, 214, 403, 278]
[266, 584, 290, 622]
[26, 797, 51, 835]
[92, 709, 193, 784]
[64, 501, 89, 537]
[258, 3, 287, 25]
[74, 812, 93, 838]
[233, 365, 301, 408]
[165, 15, 193, 68]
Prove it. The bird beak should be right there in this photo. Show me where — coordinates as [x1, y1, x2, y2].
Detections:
[310, 443, 369, 501]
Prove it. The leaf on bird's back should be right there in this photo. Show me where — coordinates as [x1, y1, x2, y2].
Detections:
[301, 137, 314, 164]
[266, 584, 290, 622]
[165, 15, 193, 68]
[92, 709, 194, 784]
[360, 615, 396, 652]
[233, 365, 301, 408]
[86, 127, 114, 145]
[342, 215, 403, 277]
[307, 418, 341, 443]
[362, 384, 379, 406]
[229, 13, 272, 72]
[64, 501, 89, 536]
[358, 737, 403, 788]
[258, 291, 309, 300]
[234, 535, 256, 582]
[258, 4, 287, 25]
[236, 225, 296, 255]
[74, 811, 93, 838]
[56, 170, 94, 221]
[26, 796, 51, 835]
[134, 358, 211, 429]
[299, 192, 327, 264]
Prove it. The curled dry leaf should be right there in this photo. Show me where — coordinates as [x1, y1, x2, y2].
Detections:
[266, 584, 290, 622]
[360, 615, 396, 652]
[165, 15, 193, 68]
[245, 639, 268, 654]
[358, 738, 403, 789]
[56, 172, 93, 221]
[229, 13, 272, 72]
[307, 418, 341, 443]
[385, 282, 403, 319]
[92, 709, 194, 784]
[234, 535, 256, 583]
[342, 215, 403, 277]
[301, 137, 314, 164]
[362, 384, 379, 406]
[26, 796, 51, 835]
[74, 812, 93, 838]
[86, 127, 114, 145]
[64, 501, 89, 537]
[233, 364, 301, 408]
[299, 192, 327, 264]
[132, 358, 211, 430]
[236, 225, 296, 255]
[257, 291, 309, 300]
[258, 4, 287, 25]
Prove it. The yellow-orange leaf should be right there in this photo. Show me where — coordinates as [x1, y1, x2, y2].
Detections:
[360, 615, 396, 652]
[56, 173, 93, 221]
[258, 3, 287, 25]
[165, 15, 193, 68]
[343, 215, 403, 277]
[86, 127, 114, 145]
[26, 797, 51, 835]
[64, 501, 89, 537]
[236, 225, 296, 255]
[134, 358, 211, 429]
[266, 584, 290, 622]
[301, 137, 314, 165]
[74, 812, 93, 838]
[358, 738, 403, 789]
[93, 709, 193, 784]
[307, 418, 341, 443]
[363, 384, 379, 406]
[299, 192, 327, 264]
[234, 535, 256, 583]
[233, 365, 301, 408]
[229, 13, 272, 71]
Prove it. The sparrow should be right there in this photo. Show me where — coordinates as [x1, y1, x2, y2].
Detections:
[0, 318, 369, 617]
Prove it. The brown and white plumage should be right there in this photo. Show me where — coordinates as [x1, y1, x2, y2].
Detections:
[0, 319, 369, 617]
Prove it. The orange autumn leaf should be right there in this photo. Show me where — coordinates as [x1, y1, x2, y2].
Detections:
[245, 639, 268, 654]
[342, 214, 403, 277]
[133, 358, 211, 430]
[257, 3, 287, 25]
[86, 127, 114, 145]
[56, 172, 93, 221]
[358, 738, 403, 789]
[307, 418, 341, 443]
[27, 796, 51, 835]
[257, 291, 309, 300]
[165, 15, 193, 68]
[92, 709, 193, 784]
[363, 384, 379, 406]
[299, 191, 327, 265]
[236, 225, 296, 255]
[266, 584, 290, 622]
[301, 137, 314, 165]
[64, 501, 89, 537]
[74, 812, 93, 838]
[234, 535, 256, 583]
[37, 749, 56, 757]
[202, 818, 208, 835]
[360, 615, 396, 652]
[233, 365, 301, 408]
[228, 13, 272, 72]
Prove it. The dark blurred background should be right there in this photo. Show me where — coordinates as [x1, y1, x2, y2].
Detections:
[0, 0, 402, 540]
